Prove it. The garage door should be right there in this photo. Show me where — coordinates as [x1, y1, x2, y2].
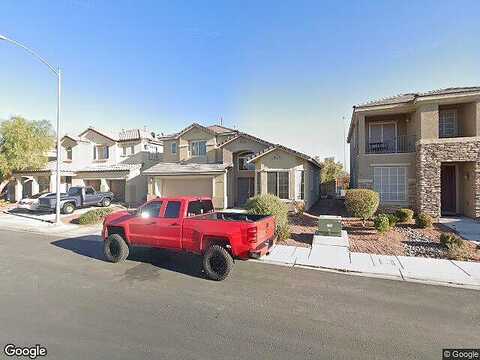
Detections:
[108, 179, 126, 202]
[162, 178, 213, 198]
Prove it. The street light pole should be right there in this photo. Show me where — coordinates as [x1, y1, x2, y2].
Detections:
[0, 34, 63, 224]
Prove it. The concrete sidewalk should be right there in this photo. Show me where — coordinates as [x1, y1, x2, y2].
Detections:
[440, 216, 480, 244]
[258, 232, 480, 289]
[0, 211, 101, 237]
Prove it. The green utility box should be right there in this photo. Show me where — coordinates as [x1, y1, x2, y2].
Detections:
[317, 215, 342, 237]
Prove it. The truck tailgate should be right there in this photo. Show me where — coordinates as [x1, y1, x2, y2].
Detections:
[253, 216, 276, 245]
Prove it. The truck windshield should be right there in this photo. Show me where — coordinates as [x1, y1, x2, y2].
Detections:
[187, 200, 214, 217]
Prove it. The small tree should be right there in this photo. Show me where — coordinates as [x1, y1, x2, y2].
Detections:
[320, 158, 346, 184]
[345, 189, 379, 226]
[0, 116, 55, 194]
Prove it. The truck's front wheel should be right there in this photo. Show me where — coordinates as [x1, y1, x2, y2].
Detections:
[104, 234, 129, 263]
[203, 245, 233, 281]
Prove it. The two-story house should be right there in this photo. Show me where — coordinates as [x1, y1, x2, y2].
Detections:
[347, 87, 480, 219]
[10, 127, 163, 204]
[144, 123, 321, 209]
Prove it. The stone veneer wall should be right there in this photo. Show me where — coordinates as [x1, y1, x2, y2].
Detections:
[416, 137, 480, 219]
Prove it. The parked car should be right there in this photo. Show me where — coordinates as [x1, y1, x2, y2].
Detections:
[17, 192, 54, 211]
[38, 186, 114, 214]
[102, 196, 276, 280]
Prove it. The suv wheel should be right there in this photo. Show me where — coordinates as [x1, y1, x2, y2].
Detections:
[101, 197, 111, 207]
[104, 234, 129, 263]
[203, 244, 234, 281]
[62, 203, 75, 214]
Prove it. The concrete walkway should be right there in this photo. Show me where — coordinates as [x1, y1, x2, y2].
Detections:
[440, 216, 480, 244]
[0, 211, 101, 237]
[258, 232, 480, 289]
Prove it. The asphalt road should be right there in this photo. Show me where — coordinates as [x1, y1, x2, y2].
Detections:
[0, 229, 478, 360]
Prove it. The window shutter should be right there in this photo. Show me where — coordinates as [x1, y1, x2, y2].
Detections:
[93, 145, 96, 160]
[106, 146, 109, 159]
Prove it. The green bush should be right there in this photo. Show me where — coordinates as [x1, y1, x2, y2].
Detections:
[386, 214, 399, 228]
[77, 208, 114, 225]
[395, 208, 414, 223]
[374, 214, 391, 233]
[344, 189, 379, 224]
[440, 233, 463, 249]
[415, 212, 433, 228]
[446, 245, 470, 261]
[246, 194, 290, 241]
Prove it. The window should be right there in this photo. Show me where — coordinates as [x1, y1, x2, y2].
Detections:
[94, 145, 109, 160]
[171, 142, 177, 154]
[66, 147, 72, 160]
[190, 140, 207, 156]
[373, 167, 406, 202]
[267, 172, 289, 199]
[122, 145, 135, 156]
[296, 170, 305, 200]
[238, 152, 255, 171]
[164, 201, 181, 218]
[187, 200, 214, 217]
[141, 201, 162, 218]
[256, 173, 261, 195]
[439, 109, 457, 138]
[369, 122, 396, 152]
[85, 187, 95, 195]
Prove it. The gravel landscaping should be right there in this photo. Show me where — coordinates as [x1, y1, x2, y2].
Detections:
[288, 199, 480, 262]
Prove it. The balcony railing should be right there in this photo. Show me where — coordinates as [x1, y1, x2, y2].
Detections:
[367, 135, 416, 154]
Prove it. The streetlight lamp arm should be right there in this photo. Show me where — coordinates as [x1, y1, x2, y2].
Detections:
[0, 34, 58, 75]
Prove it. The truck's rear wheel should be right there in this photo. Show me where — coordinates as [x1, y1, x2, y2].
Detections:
[203, 245, 233, 281]
[101, 197, 111, 207]
[104, 234, 129, 263]
[62, 203, 75, 214]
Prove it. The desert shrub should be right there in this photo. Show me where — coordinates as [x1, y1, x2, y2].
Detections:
[246, 194, 290, 241]
[344, 189, 379, 224]
[293, 201, 305, 215]
[415, 212, 433, 228]
[440, 233, 463, 249]
[395, 208, 414, 223]
[374, 214, 391, 234]
[446, 245, 470, 261]
[77, 208, 114, 225]
[386, 214, 399, 228]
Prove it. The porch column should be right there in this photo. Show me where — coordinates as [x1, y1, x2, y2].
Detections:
[14, 177, 23, 202]
[357, 114, 366, 154]
[49, 174, 56, 192]
[100, 178, 110, 192]
[154, 178, 162, 196]
[31, 177, 40, 195]
[223, 172, 228, 210]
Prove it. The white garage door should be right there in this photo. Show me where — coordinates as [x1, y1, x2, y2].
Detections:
[162, 178, 213, 198]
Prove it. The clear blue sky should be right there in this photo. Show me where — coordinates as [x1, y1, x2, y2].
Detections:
[1, 0, 479, 167]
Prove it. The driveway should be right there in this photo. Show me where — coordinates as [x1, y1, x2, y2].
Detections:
[1, 228, 479, 360]
[440, 216, 480, 243]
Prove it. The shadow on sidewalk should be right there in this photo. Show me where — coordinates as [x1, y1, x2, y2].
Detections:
[51, 235, 206, 279]
[5, 208, 54, 223]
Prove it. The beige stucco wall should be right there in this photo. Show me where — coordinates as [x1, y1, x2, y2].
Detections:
[178, 128, 217, 163]
[415, 103, 439, 140]
[253, 148, 320, 210]
[146, 173, 226, 209]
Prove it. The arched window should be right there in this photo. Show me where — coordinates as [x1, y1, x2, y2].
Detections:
[238, 152, 255, 171]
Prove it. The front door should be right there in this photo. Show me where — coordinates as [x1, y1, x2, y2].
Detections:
[237, 177, 254, 206]
[441, 165, 456, 215]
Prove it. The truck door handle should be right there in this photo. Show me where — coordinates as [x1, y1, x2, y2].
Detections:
[170, 223, 180, 226]
[146, 222, 156, 225]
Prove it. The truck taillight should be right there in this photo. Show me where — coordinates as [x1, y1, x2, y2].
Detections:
[247, 227, 257, 243]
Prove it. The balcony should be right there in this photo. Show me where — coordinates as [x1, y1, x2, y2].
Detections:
[367, 135, 416, 154]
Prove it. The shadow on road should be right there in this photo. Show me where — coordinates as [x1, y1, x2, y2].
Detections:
[51, 236, 206, 280]
[5, 208, 54, 223]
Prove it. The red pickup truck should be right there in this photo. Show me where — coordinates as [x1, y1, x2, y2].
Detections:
[102, 196, 276, 280]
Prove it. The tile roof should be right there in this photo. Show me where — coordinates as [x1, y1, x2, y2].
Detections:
[143, 162, 229, 175]
[355, 86, 480, 108]
[217, 132, 273, 148]
[207, 124, 237, 134]
[14, 162, 141, 174]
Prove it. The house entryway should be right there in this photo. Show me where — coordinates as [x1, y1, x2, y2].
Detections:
[440, 164, 456, 215]
[237, 177, 254, 206]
